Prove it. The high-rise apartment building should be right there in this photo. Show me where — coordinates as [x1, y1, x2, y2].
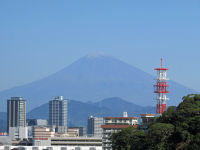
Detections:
[49, 96, 67, 133]
[87, 116, 103, 137]
[7, 97, 26, 132]
[7, 97, 28, 140]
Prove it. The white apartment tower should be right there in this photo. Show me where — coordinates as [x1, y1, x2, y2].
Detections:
[49, 96, 67, 133]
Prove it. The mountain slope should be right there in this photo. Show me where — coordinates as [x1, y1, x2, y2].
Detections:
[95, 97, 155, 116]
[27, 99, 114, 127]
[0, 97, 154, 132]
[0, 112, 7, 132]
[0, 53, 196, 111]
[26, 97, 155, 128]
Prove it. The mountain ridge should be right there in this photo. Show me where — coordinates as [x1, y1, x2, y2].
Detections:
[0, 97, 155, 132]
[27, 97, 155, 127]
[0, 54, 196, 111]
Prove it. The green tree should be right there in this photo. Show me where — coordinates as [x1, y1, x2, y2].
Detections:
[111, 94, 200, 150]
[147, 123, 174, 150]
[129, 129, 146, 150]
[111, 126, 146, 150]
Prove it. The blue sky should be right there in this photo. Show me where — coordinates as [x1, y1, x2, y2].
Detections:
[0, 0, 200, 91]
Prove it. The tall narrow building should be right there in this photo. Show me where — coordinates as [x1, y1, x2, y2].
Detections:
[49, 96, 67, 133]
[7, 97, 26, 132]
[87, 116, 103, 137]
[7, 97, 27, 140]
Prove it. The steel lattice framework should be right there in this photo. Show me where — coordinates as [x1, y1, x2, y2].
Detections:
[154, 58, 169, 114]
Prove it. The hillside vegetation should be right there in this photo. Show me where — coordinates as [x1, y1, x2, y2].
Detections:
[112, 94, 200, 150]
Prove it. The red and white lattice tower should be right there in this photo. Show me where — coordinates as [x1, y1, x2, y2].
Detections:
[154, 58, 169, 114]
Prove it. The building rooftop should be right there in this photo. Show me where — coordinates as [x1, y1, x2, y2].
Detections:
[9, 97, 25, 101]
[140, 114, 155, 116]
[103, 117, 138, 119]
[101, 125, 138, 129]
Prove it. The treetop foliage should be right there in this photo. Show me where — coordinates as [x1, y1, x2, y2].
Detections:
[111, 94, 200, 150]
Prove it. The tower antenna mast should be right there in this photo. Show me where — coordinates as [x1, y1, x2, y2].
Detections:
[154, 58, 169, 114]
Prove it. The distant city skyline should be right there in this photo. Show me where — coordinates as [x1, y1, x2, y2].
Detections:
[0, 0, 200, 92]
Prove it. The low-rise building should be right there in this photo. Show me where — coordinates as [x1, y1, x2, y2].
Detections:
[140, 114, 156, 130]
[67, 127, 86, 137]
[1, 145, 102, 150]
[27, 119, 48, 126]
[140, 114, 155, 124]
[27, 119, 48, 138]
[32, 126, 55, 146]
[51, 136, 102, 147]
[0, 136, 11, 146]
[78, 127, 86, 137]
[101, 112, 138, 150]
[32, 126, 102, 148]
[67, 128, 79, 137]
[9, 127, 28, 141]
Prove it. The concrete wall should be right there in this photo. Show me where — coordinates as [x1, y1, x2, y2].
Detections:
[9, 127, 28, 140]
[33, 138, 51, 146]
[0, 146, 102, 150]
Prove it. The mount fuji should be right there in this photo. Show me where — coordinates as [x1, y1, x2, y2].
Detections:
[0, 53, 196, 111]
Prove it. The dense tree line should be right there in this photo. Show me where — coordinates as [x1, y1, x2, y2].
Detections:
[111, 94, 200, 150]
